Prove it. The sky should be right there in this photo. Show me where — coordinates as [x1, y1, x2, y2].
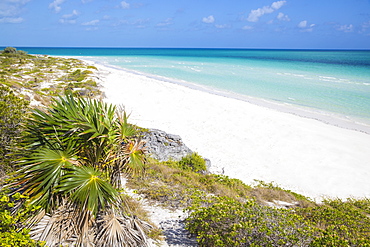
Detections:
[1, 0, 370, 49]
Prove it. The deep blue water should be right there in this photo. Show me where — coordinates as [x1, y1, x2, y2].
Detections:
[6, 47, 370, 127]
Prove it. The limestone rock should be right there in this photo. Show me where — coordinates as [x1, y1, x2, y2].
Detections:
[142, 129, 193, 162]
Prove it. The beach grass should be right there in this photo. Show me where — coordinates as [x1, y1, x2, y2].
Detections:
[0, 48, 102, 106]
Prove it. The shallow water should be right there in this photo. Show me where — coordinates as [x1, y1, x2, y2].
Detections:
[16, 47, 370, 130]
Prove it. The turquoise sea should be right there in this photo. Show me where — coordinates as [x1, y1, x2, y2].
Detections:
[9, 47, 370, 131]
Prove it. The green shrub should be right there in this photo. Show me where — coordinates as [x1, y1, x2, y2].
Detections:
[3, 47, 17, 54]
[0, 192, 44, 246]
[186, 196, 315, 247]
[2, 47, 28, 56]
[0, 85, 29, 175]
[251, 180, 315, 208]
[297, 198, 370, 246]
[177, 152, 206, 173]
[87, 65, 98, 70]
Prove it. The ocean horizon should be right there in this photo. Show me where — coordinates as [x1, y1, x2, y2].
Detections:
[6, 47, 370, 133]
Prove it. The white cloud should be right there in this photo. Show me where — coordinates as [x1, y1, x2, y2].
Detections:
[59, 9, 79, 24]
[215, 24, 229, 29]
[337, 24, 353, 32]
[2, 0, 30, 6]
[271, 1, 286, 10]
[62, 9, 79, 19]
[82, 19, 99, 26]
[0, 17, 23, 23]
[4, 0, 30, 3]
[49, 0, 65, 13]
[121, 1, 130, 9]
[125, 18, 149, 28]
[247, 7, 273, 22]
[202, 15, 215, 24]
[0, 7, 13, 17]
[277, 12, 290, 21]
[59, 19, 76, 24]
[360, 21, 370, 34]
[362, 21, 370, 29]
[86, 26, 98, 31]
[242, 25, 253, 30]
[157, 18, 173, 27]
[0, 0, 30, 21]
[298, 21, 315, 32]
[247, 1, 286, 22]
[298, 20, 307, 28]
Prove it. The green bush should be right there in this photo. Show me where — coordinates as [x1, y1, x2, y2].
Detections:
[186, 195, 370, 246]
[177, 152, 207, 173]
[297, 198, 370, 246]
[0, 192, 44, 246]
[3, 47, 17, 54]
[0, 85, 29, 175]
[2, 47, 28, 56]
[186, 196, 315, 247]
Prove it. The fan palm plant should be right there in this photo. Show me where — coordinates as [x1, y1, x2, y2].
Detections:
[10, 95, 150, 246]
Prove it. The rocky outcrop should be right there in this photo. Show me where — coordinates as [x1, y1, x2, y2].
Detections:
[142, 129, 193, 162]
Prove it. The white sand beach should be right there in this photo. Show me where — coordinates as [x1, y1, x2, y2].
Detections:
[88, 60, 370, 201]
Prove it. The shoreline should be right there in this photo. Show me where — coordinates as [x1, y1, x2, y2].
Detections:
[82, 57, 370, 200]
[80, 56, 370, 135]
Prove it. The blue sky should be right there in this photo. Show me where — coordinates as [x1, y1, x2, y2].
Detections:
[1, 0, 370, 49]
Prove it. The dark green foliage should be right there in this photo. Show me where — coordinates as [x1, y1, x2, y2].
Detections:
[177, 152, 207, 172]
[3, 47, 17, 54]
[1, 47, 28, 57]
[0, 85, 29, 175]
[8, 95, 150, 246]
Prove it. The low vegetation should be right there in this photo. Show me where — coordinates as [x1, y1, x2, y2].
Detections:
[185, 195, 370, 246]
[0, 192, 45, 246]
[0, 47, 101, 106]
[186, 196, 314, 247]
[1, 47, 369, 246]
[129, 160, 370, 246]
[0, 85, 29, 177]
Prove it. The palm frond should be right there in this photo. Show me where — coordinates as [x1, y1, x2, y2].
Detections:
[10, 94, 152, 246]
[109, 138, 147, 188]
[122, 139, 147, 177]
[58, 166, 119, 216]
[15, 147, 76, 212]
[74, 207, 95, 247]
[115, 107, 138, 141]
[95, 208, 152, 247]
[30, 201, 79, 246]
